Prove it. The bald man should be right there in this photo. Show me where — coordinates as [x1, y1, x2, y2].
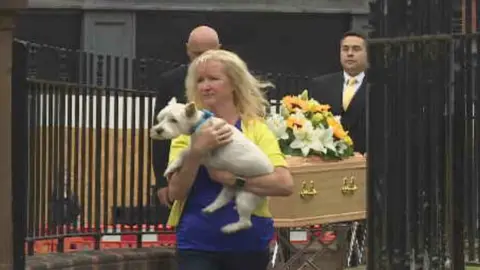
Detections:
[152, 26, 221, 211]
[186, 25, 221, 61]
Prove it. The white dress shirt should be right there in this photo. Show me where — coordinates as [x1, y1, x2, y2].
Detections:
[343, 71, 365, 96]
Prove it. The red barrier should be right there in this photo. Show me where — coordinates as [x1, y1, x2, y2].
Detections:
[27, 224, 176, 253]
[28, 224, 334, 253]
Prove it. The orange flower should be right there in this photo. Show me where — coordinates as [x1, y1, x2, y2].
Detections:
[326, 117, 339, 128]
[327, 117, 348, 139]
[311, 104, 331, 113]
[287, 115, 306, 129]
[282, 96, 308, 112]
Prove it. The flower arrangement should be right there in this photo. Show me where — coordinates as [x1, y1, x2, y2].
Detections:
[266, 90, 354, 160]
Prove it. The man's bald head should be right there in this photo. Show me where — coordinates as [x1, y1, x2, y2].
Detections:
[186, 26, 221, 61]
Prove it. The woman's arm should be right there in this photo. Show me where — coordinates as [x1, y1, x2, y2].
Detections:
[244, 167, 293, 196]
[208, 121, 294, 196]
[167, 120, 234, 201]
[244, 122, 294, 196]
[167, 150, 203, 201]
[207, 167, 294, 197]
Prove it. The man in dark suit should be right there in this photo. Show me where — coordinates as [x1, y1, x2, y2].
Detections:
[152, 25, 221, 209]
[309, 30, 368, 154]
[309, 30, 368, 267]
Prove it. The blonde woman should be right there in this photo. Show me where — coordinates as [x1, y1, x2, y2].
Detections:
[165, 49, 293, 270]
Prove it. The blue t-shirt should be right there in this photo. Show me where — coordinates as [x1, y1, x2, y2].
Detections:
[176, 120, 274, 252]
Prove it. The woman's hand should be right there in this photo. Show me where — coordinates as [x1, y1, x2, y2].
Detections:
[191, 121, 233, 156]
[207, 168, 235, 186]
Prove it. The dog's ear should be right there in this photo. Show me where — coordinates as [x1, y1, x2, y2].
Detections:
[185, 102, 197, 118]
[168, 97, 177, 105]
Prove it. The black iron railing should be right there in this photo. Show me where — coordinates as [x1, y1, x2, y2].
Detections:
[367, 0, 480, 269]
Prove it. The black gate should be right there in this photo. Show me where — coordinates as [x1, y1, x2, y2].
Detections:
[367, 0, 479, 269]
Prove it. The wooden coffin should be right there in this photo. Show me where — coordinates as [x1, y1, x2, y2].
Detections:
[270, 155, 367, 227]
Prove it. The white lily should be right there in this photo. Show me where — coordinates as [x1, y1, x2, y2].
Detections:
[279, 104, 290, 118]
[266, 114, 289, 140]
[316, 125, 337, 154]
[290, 122, 324, 156]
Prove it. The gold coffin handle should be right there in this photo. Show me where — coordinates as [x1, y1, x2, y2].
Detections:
[341, 176, 358, 195]
[299, 180, 317, 198]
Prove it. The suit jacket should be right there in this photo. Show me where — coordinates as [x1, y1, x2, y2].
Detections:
[152, 65, 188, 190]
[308, 72, 366, 154]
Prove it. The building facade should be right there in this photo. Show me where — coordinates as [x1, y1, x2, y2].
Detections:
[15, 0, 370, 77]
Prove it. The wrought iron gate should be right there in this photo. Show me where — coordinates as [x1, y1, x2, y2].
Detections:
[367, 0, 479, 269]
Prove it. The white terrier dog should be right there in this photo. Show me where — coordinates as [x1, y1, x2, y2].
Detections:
[150, 98, 274, 234]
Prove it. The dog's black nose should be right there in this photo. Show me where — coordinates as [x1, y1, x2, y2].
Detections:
[156, 127, 164, 134]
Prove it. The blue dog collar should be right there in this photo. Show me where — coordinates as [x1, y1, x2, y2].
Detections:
[191, 109, 214, 133]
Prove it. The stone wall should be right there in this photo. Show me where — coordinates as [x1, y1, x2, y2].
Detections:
[26, 248, 176, 270]
[27, 0, 369, 13]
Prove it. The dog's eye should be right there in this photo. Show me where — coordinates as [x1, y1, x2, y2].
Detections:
[170, 118, 177, 123]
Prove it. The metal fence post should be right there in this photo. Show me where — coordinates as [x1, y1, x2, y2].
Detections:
[11, 34, 29, 270]
[0, 2, 27, 268]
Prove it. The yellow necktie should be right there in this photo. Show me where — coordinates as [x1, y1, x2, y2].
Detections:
[343, 78, 357, 111]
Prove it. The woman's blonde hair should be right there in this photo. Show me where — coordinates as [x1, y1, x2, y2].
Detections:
[185, 49, 273, 121]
